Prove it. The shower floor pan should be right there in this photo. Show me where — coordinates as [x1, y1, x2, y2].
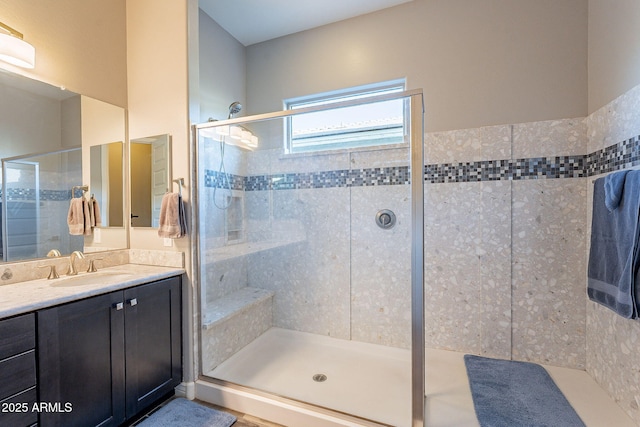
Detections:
[201, 327, 635, 427]
[206, 327, 411, 426]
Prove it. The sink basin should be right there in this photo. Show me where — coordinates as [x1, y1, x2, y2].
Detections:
[49, 271, 134, 287]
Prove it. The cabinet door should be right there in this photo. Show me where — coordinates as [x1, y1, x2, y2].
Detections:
[124, 276, 181, 416]
[38, 292, 126, 427]
[0, 313, 37, 427]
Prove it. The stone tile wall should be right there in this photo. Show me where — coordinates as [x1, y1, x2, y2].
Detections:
[511, 179, 586, 368]
[425, 118, 588, 368]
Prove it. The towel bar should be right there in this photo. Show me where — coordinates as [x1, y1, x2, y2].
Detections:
[72, 185, 88, 197]
[172, 178, 184, 197]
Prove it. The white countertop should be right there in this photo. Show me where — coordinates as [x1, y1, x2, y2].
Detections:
[0, 264, 185, 318]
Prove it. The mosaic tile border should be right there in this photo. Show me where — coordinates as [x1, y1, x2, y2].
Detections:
[0, 188, 74, 201]
[203, 134, 640, 190]
[244, 167, 409, 191]
[586, 135, 640, 176]
[425, 156, 585, 183]
[204, 170, 245, 191]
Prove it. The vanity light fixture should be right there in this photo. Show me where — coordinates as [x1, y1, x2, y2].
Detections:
[0, 21, 35, 68]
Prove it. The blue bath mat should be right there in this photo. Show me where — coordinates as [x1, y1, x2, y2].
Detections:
[464, 355, 585, 427]
[136, 398, 236, 427]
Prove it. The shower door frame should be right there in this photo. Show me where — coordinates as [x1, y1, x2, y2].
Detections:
[1, 159, 40, 262]
[192, 89, 425, 426]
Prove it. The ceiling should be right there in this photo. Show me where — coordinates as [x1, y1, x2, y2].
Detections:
[199, 0, 414, 46]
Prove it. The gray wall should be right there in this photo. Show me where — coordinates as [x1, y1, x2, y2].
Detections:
[198, 9, 247, 123]
[588, 0, 640, 113]
[246, 0, 588, 134]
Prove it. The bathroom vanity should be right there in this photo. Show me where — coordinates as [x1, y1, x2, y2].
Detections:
[0, 264, 183, 427]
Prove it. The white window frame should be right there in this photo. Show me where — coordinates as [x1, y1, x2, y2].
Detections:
[284, 79, 407, 154]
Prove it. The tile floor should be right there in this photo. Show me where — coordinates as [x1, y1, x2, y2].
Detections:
[205, 327, 635, 427]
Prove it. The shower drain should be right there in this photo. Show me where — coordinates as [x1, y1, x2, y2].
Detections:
[312, 374, 327, 382]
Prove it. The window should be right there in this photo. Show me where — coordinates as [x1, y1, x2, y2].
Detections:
[284, 80, 406, 154]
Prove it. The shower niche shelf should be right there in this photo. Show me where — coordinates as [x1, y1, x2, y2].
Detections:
[209, 238, 305, 262]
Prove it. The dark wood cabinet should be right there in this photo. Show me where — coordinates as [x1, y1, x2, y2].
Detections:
[38, 276, 182, 427]
[124, 278, 182, 416]
[0, 313, 37, 427]
[38, 291, 126, 427]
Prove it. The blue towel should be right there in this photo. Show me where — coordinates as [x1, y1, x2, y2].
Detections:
[587, 170, 640, 318]
[604, 170, 630, 211]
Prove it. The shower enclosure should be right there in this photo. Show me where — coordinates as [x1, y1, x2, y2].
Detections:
[194, 90, 424, 426]
[1, 147, 82, 261]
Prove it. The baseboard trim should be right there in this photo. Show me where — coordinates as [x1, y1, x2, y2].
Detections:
[175, 381, 196, 400]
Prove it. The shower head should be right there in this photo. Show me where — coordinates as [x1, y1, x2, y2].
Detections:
[228, 101, 242, 119]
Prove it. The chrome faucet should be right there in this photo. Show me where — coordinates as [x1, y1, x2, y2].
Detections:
[67, 251, 85, 276]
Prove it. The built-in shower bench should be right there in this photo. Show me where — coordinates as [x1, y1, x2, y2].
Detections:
[202, 286, 274, 330]
[201, 287, 274, 373]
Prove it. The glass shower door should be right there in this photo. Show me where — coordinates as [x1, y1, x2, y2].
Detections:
[2, 160, 39, 261]
[195, 90, 424, 426]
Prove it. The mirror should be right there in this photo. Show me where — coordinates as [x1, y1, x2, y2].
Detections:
[0, 69, 127, 263]
[130, 134, 171, 228]
[90, 142, 124, 227]
[2, 147, 82, 261]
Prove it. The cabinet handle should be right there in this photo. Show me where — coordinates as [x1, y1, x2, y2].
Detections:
[113, 302, 124, 311]
[128, 298, 138, 307]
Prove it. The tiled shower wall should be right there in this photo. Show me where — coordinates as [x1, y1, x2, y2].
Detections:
[200, 116, 590, 369]
[585, 83, 640, 425]
[428, 82, 640, 423]
[425, 119, 587, 367]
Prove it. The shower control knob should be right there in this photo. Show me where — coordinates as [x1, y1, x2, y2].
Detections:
[375, 209, 396, 229]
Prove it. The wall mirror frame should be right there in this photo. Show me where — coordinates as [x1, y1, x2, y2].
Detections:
[130, 134, 172, 228]
[0, 69, 128, 263]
